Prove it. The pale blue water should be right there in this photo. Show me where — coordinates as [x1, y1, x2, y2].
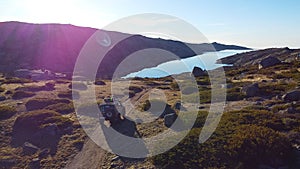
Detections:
[125, 50, 251, 78]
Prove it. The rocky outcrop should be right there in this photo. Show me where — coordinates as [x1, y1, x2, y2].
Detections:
[192, 67, 207, 77]
[242, 83, 260, 97]
[217, 47, 300, 67]
[282, 90, 300, 102]
[258, 56, 281, 69]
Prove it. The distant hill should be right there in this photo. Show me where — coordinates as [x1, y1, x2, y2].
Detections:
[0, 21, 250, 78]
[217, 47, 300, 66]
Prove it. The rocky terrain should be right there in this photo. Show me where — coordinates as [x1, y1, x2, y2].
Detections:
[0, 46, 300, 168]
[0, 22, 300, 168]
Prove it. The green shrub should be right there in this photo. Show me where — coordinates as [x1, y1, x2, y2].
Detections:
[12, 109, 72, 146]
[259, 82, 297, 96]
[45, 103, 74, 114]
[77, 101, 101, 117]
[152, 108, 296, 168]
[226, 125, 292, 168]
[271, 104, 290, 113]
[196, 76, 211, 85]
[170, 82, 179, 91]
[226, 87, 245, 101]
[12, 91, 35, 99]
[182, 86, 198, 95]
[68, 82, 87, 90]
[16, 83, 54, 92]
[25, 98, 71, 111]
[129, 85, 143, 93]
[57, 90, 80, 99]
[141, 99, 174, 118]
[55, 79, 70, 84]
[0, 105, 17, 120]
[0, 86, 5, 93]
[3, 77, 32, 84]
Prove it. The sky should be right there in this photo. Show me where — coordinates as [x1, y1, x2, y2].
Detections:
[0, 0, 299, 49]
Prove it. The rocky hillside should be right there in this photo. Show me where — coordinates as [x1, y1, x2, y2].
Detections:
[0, 21, 249, 78]
[217, 47, 300, 66]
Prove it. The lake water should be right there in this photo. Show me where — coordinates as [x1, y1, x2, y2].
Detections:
[125, 50, 251, 78]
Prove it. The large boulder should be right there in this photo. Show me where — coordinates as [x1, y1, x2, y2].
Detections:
[282, 90, 300, 102]
[258, 56, 281, 69]
[164, 113, 177, 127]
[242, 83, 260, 97]
[192, 67, 207, 77]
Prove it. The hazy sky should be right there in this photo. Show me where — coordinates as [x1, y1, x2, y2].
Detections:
[1, 0, 299, 49]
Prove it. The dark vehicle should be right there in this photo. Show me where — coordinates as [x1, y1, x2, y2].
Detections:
[99, 97, 125, 125]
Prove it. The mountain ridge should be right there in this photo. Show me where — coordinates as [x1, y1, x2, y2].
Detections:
[0, 21, 250, 78]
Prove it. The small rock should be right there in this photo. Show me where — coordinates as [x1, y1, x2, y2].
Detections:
[242, 83, 260, 97]
[282, 90, 300, 102]
[94, 80, 106, 85]
[29, 158, 40, 169]
[23, 142, 39, 155]
[192, 67, 207, 77]
[261, 80, 267, 83]
[174, 101, 181, 110]
[287, 107, 295, 114]
[0, 95, 6, 101]
[38, 148, 50, 159]
[111, 156, 120, 162]
[199, 106, 205, 109]
[0, 158, 16, 168]
[17, 101, 23, 105]
[5, 90, 12, 95]
[164, 113, 177, 127]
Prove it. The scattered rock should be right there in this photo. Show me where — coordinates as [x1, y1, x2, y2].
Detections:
[258, 56, 281, 69]
[111, 156, 120, 162]
[255, 101, 262, 105]
[45, 82, 55, 90]
[129, 86, 143, 93]
[0, 95, 6, 101]
[5, 90, 12, 95]
[261, 80, 268, 83]
[282, 90, 300, 102]
[199, 106, 205, 109]
[29, 158, 40, 169]
[192, 67, 207, 77]
[287, 107, 295, 114]
[0, 158, 17, 168]
[174, 101, 181, 110]
[164, 113, 177, 127]
[242, 83, 260, 97]
[22, 142, 39, 155]
[38, 148, 50, 159]
[94, 80, 106, 85]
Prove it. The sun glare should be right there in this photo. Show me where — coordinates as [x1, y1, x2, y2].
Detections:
[22, 0, 77, 23]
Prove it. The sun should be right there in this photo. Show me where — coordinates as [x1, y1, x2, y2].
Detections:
[22, 0, 77, 23]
